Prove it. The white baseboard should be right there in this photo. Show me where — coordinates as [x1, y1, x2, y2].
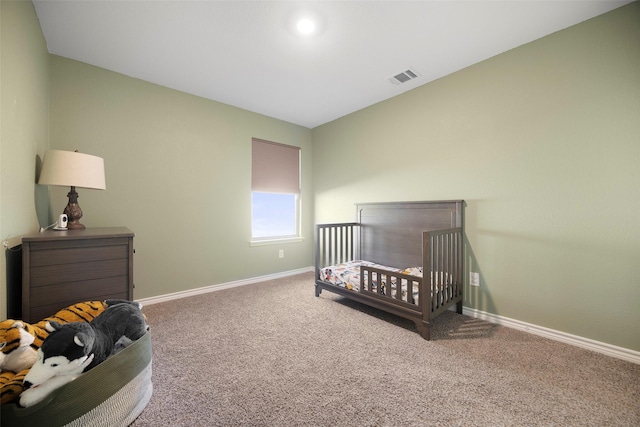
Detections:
[136, 267, 314, 306]
[463, 307, 640, 365]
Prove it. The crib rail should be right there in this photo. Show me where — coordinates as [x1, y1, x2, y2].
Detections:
[424, 227, 463, 316]
[315, 223, 360, 278]
[360, 266, 422, 312]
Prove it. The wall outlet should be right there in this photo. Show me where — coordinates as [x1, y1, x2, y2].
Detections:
[470, 272, 480, 287]
[278, 249, 284, 259]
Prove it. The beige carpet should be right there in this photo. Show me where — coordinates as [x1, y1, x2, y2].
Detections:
[131, 272, 639, 426]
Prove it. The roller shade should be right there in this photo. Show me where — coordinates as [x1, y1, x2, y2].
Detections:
[252, 138, 300, 194]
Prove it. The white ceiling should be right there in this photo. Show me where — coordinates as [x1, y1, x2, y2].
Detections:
[33, 1, 631, 129]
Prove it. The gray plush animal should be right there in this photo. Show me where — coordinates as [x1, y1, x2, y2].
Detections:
[19, 302, 148, 407]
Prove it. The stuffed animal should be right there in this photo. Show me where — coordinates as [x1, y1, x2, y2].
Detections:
[0, 319, 40, 405]
[0, 320, 38, 374]
[0, 369, 29, 405]
[0, 300, 120, 405]
[20, 301, 148, 407]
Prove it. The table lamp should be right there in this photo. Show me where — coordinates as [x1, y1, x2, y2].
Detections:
[38, 150, 106, 230]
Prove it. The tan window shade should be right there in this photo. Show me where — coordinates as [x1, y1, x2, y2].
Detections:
[252, 138, 300, 194]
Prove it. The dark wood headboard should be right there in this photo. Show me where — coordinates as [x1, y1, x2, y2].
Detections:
[357, 200, 463, 268]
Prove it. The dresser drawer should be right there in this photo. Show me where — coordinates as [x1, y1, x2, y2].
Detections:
[30, 276, 129, 306]
[29, 241, 128, 267]
[29, 291, 130, 322]
[29, 259, 129, 287]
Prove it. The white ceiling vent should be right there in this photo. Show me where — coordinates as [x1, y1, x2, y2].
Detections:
[389, 68, 420, 85]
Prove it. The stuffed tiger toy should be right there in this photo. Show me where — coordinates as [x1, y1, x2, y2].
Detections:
[0, 300, 115, 405]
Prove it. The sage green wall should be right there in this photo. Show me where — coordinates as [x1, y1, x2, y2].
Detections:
[312, 3, 640, 351]
[0, 1, 50, 320]
[48, 56, 313, 299]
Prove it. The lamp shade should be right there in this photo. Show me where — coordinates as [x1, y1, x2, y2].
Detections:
[38, 150, 106, 190]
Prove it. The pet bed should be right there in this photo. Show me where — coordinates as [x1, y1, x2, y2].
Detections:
[1, 331, 152, 427]
[315, 200, 464, 340]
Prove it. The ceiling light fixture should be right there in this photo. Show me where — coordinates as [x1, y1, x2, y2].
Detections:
[296, 18, 316, 35]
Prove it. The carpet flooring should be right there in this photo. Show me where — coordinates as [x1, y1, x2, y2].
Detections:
[131, 272, 639, 426]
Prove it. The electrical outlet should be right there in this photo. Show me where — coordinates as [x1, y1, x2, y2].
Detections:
[470, 272, 480, 287]
[278, 249, 284, 259]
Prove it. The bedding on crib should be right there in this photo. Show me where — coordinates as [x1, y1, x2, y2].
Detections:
[319, 261, 454, 307]
[318, 261, 417, 302]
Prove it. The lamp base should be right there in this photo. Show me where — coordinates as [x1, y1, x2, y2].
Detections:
[66, 219, 86, 230]
[64, 187, 85, 229]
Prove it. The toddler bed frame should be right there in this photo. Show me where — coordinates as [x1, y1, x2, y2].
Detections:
[315, 200, 464, 340]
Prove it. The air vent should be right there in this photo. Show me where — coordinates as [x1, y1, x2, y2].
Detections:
[389, 68, 420, 85]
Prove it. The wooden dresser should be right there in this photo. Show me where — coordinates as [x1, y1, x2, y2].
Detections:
[21, 227, 134, 323]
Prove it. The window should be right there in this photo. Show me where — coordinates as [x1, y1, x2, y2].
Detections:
[251, 138, 301, 241]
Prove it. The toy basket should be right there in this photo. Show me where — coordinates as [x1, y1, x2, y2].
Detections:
[1, 331, 152, 427]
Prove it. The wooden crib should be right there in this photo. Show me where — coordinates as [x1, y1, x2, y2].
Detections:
[315, 200, 464, 340]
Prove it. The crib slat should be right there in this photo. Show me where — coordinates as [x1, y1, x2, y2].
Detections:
[316, 223, 359, 285]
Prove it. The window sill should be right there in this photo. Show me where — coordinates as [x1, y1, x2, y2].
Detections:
[250, 236, 305, 247]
